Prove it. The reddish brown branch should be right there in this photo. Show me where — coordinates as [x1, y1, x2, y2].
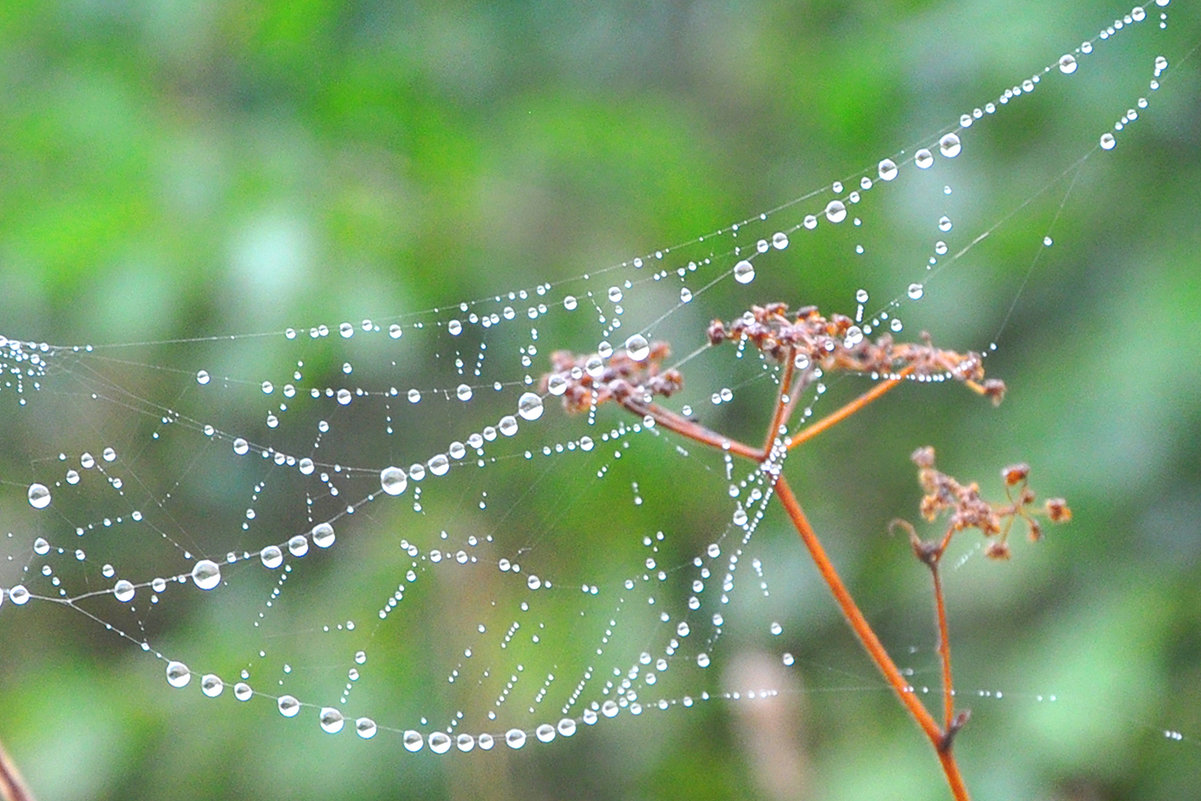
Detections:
[0, 736, 35, 801]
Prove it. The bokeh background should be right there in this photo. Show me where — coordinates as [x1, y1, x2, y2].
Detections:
[1, 2, 1199, 800]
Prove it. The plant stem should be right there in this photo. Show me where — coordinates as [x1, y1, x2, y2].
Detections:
[0, 736, 35, 801]
[771, 476, 971, 801]
[786, 365, 915, 452]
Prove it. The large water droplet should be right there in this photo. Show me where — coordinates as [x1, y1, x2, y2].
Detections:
[114, 579, 135, 602]
[27, 483, 51, 509]
[191, 559, 222, 590]
[878, 159, 898, 181]
[505, 729, 528, 749]
[403, 730, 424, 752]
[278, 695, 300, 717]
[1100, 132, 1116, 150]
[196, 370, 210, 385]
[624, 334, 650, 361]
[311, 522, 335, 548]
[915, 149, 934, 169]
[260, 545, 283, 569]
[824, 199, 848, 223]
[355, 718, 377, 739]
[165, 661, 191, 688]
[517, 392, 544, 421]
[380, 465, 409, 496]
[771, 231, 789, 250]
[732, 260, 755, 285]
[938, 133, 962, 158]
[1058, 54, 1078, 74]
[456, 383, 473, 401]
[428, 453, 450, 476]
[429, 732, 452, 754]
[907, 283, 925, 300]
[201, 674, 224, 698]
[319, 707, 345, 734]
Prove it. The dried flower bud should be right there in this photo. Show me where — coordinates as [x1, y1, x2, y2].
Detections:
[911, 446, 936, 469]
[982, 379, 1006, 405]
[1002, 463, 1030, 486]
[1026, 518, 1043, 542]
[985, 541, 1011, 560]
[1045, 498, 1072, 522]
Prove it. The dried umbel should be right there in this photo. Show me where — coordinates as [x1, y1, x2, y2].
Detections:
[540, 304, 1067, 801]
[541, 341, 682, 414]
[708, 303, 1005, 403]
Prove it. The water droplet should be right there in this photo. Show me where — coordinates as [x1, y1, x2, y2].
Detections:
[679, 287, 693, 303]
[311, 523, 335, 549]
[299, 458, 315, 475]
[1100, 132, 1117, 150]
[771, 231, 789, 250]
[319, 707, 345, 734]
[114, 579, 135, 602]
[938, 216, 953, 232]
[428, 454, 450, 477]
[403, 730, 424, 752]
[196, 370, 210, 385]
[505, 729, 527, 749]
[915, 149, 934, 169]
[191, 559, 221, 590]
[288, 535, 310, 557]
[336, 388, 352, 405]
[517, 392, 544, 421]
[201, 674, 224, 698]
[938, 133, 962, 158]
[878, 158, 898, 181]
[855, 288, 869, 303]
[27, 483, 51, 509]
[907, 283, 925, 300]
[824, 199, 847, 223]
[448, 320, 462, 336]
[624, 334, 650, 361]
[165, 661, 191, 688]
[546, 374, 568, 396]
[1058, 54, 1078, 74]
[356, 718, 377, 739]
[535, 723, 555, 743]
[456, 384, 473, 402]
[233, 438, 249, 455]
[607, 286, 623, 303]
[260, 545, 283, 569]
[7, 585, 30, 605]
[278, 695, 300, 717]
[732, 260, 755, 285]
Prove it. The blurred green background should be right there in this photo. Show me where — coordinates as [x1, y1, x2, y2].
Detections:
[1, 2, 1200, 800]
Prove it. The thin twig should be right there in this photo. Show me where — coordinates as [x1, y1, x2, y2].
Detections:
[772, 476, 971, 801]
[786, 365, 915, 451]
[0, 736, 35, 801]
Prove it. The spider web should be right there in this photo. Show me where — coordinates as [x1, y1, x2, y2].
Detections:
[1, 3, 1198, 799]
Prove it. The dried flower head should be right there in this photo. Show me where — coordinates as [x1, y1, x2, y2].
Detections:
[541, 342, 682, 414]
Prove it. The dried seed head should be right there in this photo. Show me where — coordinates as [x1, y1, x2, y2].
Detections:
[1002, 463, 1030, 486]
[985, 541, 1012, 560]
[1045, 497, 1072, 522]
[911, 446, 937, 469]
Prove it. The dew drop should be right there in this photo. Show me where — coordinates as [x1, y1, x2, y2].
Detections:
[505, 729, 528, 749]
[878, 158, 898, 181]
[201, 674, 224, 698]
[517, 392, 544, 421]
[27, 483, 51, 510]
[771, 231, 789, 250]
[233, 438, 249, 456]
[1100, 132, 1116, 150]
[732, 260, 755, 285]
[311, 522, 335, 549]
[260, 545, 284, 569]
[824, 199, 847, 223]
[546, 374, 568, 397]
[278, 695, 301, 717]
[907, 283, 925, 300]
[356, 718, 378, 739]
[456, 384, 473, 402]
[915, 149, 934, 169]
[196, 370, 210, 385]
[428, 453, 450, 476]
[624, 334, 650, 361]
[447, 320, 463, 336]
[938, 133, 962, 158]
[288, 535, 310, 557]
[191, 559, 221, 590]
[1058, 54, 1078, 74]
[165, 661, 191, 688]
[114, 579, 135, 602]
[319, 707, 345, 734]
[679, 287, 693, 303]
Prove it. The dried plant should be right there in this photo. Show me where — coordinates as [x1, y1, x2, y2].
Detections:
[542, 304, 1071, 800]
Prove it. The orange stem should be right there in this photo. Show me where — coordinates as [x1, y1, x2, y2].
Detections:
[0, 736, 35, 801]
[772, 476, 971, 801]
[787, 365, 915, 451]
